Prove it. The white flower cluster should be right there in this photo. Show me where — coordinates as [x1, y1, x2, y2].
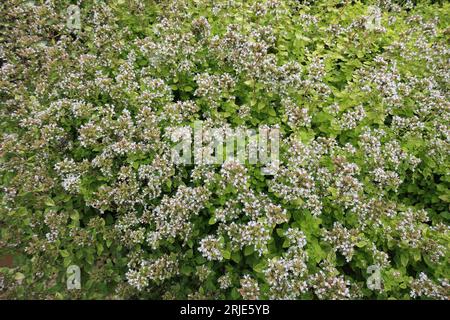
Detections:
[221, 220, 272, 256]
[410, 273, 449, 300]
[238, 275, 260, 300]
[198, 235, 224, 261]
[126, 255, 179, 291]
[323, 222, 360, 263]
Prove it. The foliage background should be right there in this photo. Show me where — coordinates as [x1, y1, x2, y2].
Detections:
[0, 0, 449, 299]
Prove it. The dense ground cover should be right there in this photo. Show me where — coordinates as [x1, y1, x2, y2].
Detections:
[0, 0, 449, 299]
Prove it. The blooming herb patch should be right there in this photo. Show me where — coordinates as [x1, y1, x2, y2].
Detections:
[0, 0, 449, 300]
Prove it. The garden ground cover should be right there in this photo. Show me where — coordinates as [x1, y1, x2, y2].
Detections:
[0, 0, 449, 300]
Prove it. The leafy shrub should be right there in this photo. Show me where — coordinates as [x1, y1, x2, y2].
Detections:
[0, 0, 449, 299]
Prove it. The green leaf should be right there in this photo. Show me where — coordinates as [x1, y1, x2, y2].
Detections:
[356, 240, 367, 248]
[181, 265, 193, 275]
[14, 272, 25, 281]
[222, 250, 231, 260]
[267, 107, 276, 116]
[86, 254, 95, 265]
[276, 228, 285, 237]
[231, 251, 241, 263]
[63, 257, 72, 267]
[400, 252, 409, 267]
[244, 245, 254, 256]
[97, 243, 104, 255]
[70, 211, 80, 221]
[208, 216, 216, 225]
[45, 197, 55, 207]
[60, 250, 70, 258]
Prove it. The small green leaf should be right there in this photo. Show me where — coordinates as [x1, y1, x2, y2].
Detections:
[222, 250, 231, 260]
[60, 250, 70, 258]
[356, 240, 367, 248]
[276, 228, 285, 237]
[267, 107, 276, 116]
[14, 272, 25, 281]
[70, 211, 80, 221]
[45, 197, 55, 207]
[231, 251, 241, 263]
[244, 245, 254, 256]
[97, 243, 104, 255]
[181, 265, 193, 275]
